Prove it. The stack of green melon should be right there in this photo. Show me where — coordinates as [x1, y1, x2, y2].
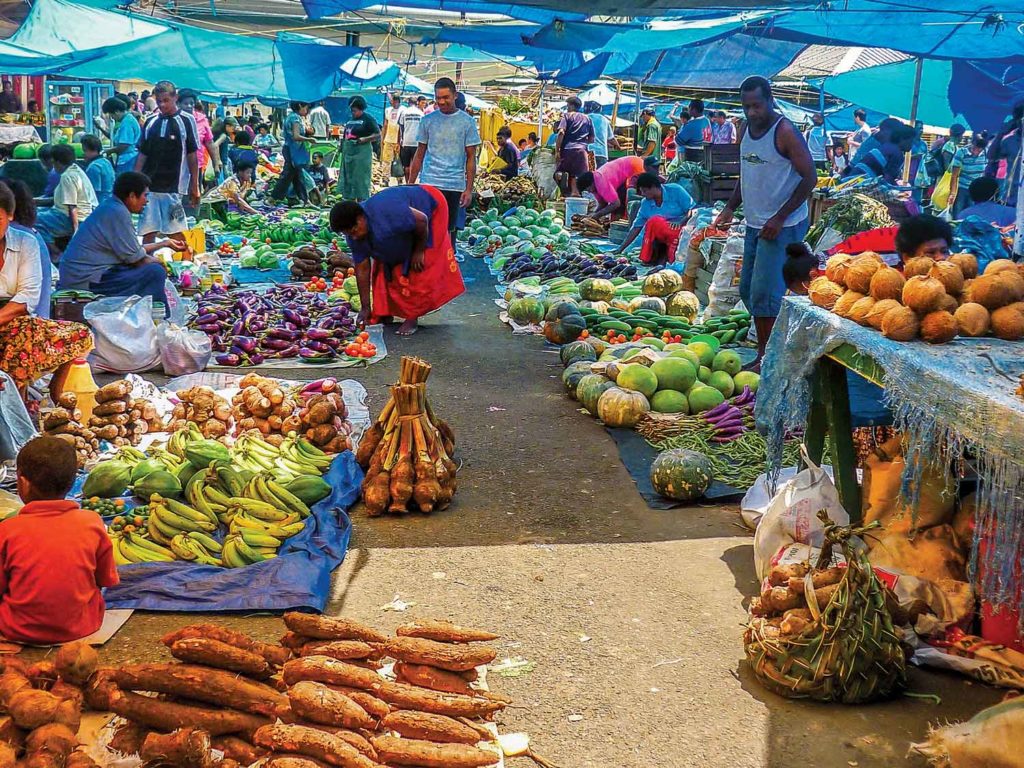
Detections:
[460, 206, 569, 256]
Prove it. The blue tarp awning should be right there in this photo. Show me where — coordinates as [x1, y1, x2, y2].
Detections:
[302, 0, 584, 23]
[767, 1, 1024, 62]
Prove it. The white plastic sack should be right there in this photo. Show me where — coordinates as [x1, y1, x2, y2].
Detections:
[83, 295, 161, 374]
[164, 280, 187, 326]
[705, 230, 744, 318]
[156, 322, 212, 376]
[740, 463, 836, 530]
[752, 445, 849, 580]
[0, 371, 36, 461]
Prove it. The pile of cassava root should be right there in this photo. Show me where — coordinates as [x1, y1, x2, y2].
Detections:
[78, 613, 508, 768]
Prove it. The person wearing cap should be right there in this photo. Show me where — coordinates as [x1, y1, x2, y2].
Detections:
[638, 107, 662, 161]
[575, 156, 658, 221]
[338, 96, 380, 202]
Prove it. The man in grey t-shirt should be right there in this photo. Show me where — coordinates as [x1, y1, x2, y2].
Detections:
[408, 78, 481, 237]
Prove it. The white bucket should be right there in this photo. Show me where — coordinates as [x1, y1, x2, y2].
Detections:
[565, 196, 590, 221]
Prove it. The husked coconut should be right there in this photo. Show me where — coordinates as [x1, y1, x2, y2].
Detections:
[938, 293, 959, 314]
[824, 254, 853, 286]
[948, 252, 978, 279]
[902, 275, 946, 314]
[984, 258, 1018, 277]
[832, 290, 864, 318]
[868, 265, 906, 301]
[881, 305, 919, 341]
[929, 261, 965, 295]
[990, 305, 1024, 340]
[844, 255, 882, 293]
[865, 299, 902, 330]
[919, 310, 958, 344]
[969, 273, 1016, 309]
[848, 296, 877, 325]
[953, 303, 990, 337]
[807, 277, 845, 310]
[903, 256, 935, 278]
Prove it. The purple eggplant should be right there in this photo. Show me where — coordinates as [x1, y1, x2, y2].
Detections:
[261, 337, 294, 351]
[305, 328, 332, 341]
[267, 328, 300, 341]
[248, 353, 265, 365]
[216, 353, 242, 366]
[305, 340, 331, 353]
[233, 336, 258, 353]
[278, 344, 300, 358]
[704, 402, 732, 419]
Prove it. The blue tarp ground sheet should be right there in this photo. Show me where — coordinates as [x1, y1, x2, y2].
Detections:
[103, 451, 362, 612]
[230, 264, 293, 286]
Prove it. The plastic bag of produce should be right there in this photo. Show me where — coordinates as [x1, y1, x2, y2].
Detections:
[84, 295, 161, 374]
[753, 444, 848, 580]
[704, 230, 744, 318]
[156, 322, 213, 377]
[0, 370, 36, 461]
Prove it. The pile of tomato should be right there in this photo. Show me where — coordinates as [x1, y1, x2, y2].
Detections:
[603, 328, 686, 344]
[344, 331, 377, 359]
[305, 276, 329, 292]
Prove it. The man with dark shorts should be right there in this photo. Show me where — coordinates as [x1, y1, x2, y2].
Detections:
[554, 96, 595, 197]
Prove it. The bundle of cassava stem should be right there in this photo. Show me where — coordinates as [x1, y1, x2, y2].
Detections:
[744, 513, 907, 704]
[357, 369, 456, 516]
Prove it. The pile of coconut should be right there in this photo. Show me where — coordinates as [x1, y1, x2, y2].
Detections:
[809, 252, 1024, 343]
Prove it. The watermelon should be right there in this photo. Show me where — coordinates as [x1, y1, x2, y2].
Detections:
[12, 143, 37, 159]
[650, 448, 713, 501]
[560, 341, 597, 367]
[576, 374, 615, 414]
[508, 297, 544, 325]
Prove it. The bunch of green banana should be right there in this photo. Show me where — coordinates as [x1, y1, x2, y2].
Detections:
[147, 493, 218, 543]
[167, 422, 203, 459]
[185, 463, 247, 526]
[279, 434, 333, 473]
[113, 446, 147, 469]
[149, 448, 185, 474]
[111, 530, 176, 565]
[242, 473, 311, 519]
[231, 433, 323, 483]
[168, 531, 223, 566]
[221, 532, 281, 568]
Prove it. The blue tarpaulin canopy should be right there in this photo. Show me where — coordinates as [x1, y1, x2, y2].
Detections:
[767, 1, 1024, 62]
[302, 0, 584, 23]
[420, 26, 583, 76]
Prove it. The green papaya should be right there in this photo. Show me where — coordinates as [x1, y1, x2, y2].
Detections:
[175, 460, 198, 487]
[82, 461, 132, 499]
[133, 471, 182, 501]
[286, 476, 331, 506]
[184, 439, 231, 468]
[130, 458, 166, 484]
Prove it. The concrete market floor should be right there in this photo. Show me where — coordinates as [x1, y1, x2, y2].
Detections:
[84, 257, 1001, 767]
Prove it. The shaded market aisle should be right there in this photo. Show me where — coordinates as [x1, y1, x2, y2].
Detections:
[80, 257, 1000, 768]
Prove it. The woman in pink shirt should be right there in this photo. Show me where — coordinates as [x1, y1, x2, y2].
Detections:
[576, 155, 658, 220]
[178, 90, 220, 189]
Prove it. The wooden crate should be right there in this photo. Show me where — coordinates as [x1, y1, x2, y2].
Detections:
[683, 147, 705, 164]
[809, 194, 837, 226]
[704, 143, 741, 176]
[697, 177, 738, 204]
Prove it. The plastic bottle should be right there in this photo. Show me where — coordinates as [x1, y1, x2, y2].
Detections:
[63, 357, 99, 422]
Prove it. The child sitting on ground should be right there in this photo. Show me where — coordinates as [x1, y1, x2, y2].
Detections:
[308, 151, 330, 190]
[0, 436, 119, 644]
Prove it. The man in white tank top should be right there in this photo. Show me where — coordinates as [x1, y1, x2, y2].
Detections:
[714, 76, 816, 366]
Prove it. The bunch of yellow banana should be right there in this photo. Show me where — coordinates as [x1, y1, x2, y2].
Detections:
[147, 493, 217, 540]
[222, 501, 305, 569]
[111, 530, 176, 565]
[168, 531, 223, 566]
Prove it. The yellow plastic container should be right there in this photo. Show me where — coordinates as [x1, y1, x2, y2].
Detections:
[63, 357, 98, 423]
[182, 226, 206, 258]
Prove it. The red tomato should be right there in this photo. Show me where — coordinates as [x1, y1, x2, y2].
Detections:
[358, 331, 369, 342]
[580, 330, 590, 339]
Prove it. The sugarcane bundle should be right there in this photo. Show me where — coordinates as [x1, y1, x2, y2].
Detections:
[744, 512, 907, 704]
[356, 358, 456, 516]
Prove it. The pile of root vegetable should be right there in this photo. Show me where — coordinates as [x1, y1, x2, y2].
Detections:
[356, 357, 457, 516]
[88, 613, 508, 768]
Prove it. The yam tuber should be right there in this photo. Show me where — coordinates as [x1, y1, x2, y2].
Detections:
[113, 664, 287, 718]
[759, 586, 804, 614]
[210, 736, 268, 766]
[286, 681, 376, 730]
[140, 728, 214, 768]
[394, 664, 475, 696]
[262, 757, 329, 768]
[54, 642, 99, 686]
[282, 614, 387, 644]
[279, 632, 308, 650]
[252, 724, 378, 768]
[82, 668, 118, 711]
[320, 687, 389, 720]
[161, 625, 291, 667]
[169, 638, 272, 679]
[394, 620, 499, 644]
[107, 689, 270, 738]
[380, 711, 482, 745]
[95, 381, 130, 403]
[767, 563, 809, 587]
[108, 721, 152, 755]
[780, 608, 814, 636]
[786, 567, 845, 593]
[381, 637, 496, 673]
[296, 641, 374, 661]
[370, 735, 498, 768]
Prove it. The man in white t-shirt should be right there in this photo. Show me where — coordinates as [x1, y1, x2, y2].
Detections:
[381, 92, 407, 170]
[308, 102, 331, 141]
[35, 143, 98, 257]
[848, 108, 872, 157]
[398, 95, 426, 182]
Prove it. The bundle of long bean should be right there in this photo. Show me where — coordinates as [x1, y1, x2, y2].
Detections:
[356, 357, 457, 515]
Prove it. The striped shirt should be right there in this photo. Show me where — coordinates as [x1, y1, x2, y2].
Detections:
[951, 146, 988, 190]
[138, 111, 199, 194]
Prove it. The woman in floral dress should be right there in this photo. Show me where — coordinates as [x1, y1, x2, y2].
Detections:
[0, 184, 93, 404]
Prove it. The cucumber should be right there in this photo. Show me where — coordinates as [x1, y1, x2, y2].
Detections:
[598, 320, 632, 333]
[728, 309, 751, 319]
[720, 330, 736, 344]
[735, 327, 749, 342]
[577, 306, 596, 316]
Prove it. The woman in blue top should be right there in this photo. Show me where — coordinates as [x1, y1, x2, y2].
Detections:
[329, 185, 464, 336]
[99, 97, 140, 175]
[271, 102, 315, 204]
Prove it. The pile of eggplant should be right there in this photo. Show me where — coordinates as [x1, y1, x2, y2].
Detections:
[501, 250, 638, 282]
[190, 284, 358, 366]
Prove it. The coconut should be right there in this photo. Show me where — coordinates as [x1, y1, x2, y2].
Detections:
[858, 251, 884, 264]
[865, 299, 902, 330]
[881, 305, 920, 341]
[929, 261, 965, 295]
[868, 265, 905, 301]
[990, 305, 1024, 340]
[969, 273, 1016, 310]
[824, 254, 853, 286]
[902, 275, 946, 315]
[948, 252, 978, 279]
[844, 255, 882, 293]
[954, 302, 991, 337]
[919, 311, 958, 344]
[832, 290, 865, 319]
[848, 296, 877, 325]
[903, 256, 935, 278]
[997, 270, 1024, 302]
[937, 293, 959, 314]
[984, 258, 1018, 277]
[807, 277, 845, 310]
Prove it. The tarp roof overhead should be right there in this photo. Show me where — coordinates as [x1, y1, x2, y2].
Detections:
[768, 1, 1024, 62]
[302, 0, 584, 23]
[5, 0, 167, 54]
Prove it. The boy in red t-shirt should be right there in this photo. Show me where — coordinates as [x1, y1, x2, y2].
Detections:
[0, 437, 119, 644]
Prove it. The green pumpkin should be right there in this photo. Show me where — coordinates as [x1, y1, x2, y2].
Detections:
[578, 299, 610, 314]
[650, 448, 714, 501]
[576, 374, 615, 415]
[560, 341, 597, 367]
[545, 300, 582, 323]
[578, 278, 617, 302]
[544, 313, 587, 345]
[562, 362, 594, 397]
[664, 290, 700, 321]
[597, 386, 650, 428]
[642, 269, 684, 297]
[584, 336, 609, 356]
[628, 296, 667, 314]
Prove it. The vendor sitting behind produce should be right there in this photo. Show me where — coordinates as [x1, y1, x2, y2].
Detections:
[614, 173, 694, 265]
[0, 436, 119, 645]
[959, 176, 1016, 228]
[330, 185, 465, 336]
[58, 171, 186, 313]
[35, 144, 97, 257]
[203, 160, 259, 219]
[494, 127, 519, 181]
[576, 155, 659, 220]
[308, 152, 330, 190]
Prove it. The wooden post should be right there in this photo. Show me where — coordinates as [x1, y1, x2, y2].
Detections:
[610, 79, 623, 127]
[903, 57, 924, 184]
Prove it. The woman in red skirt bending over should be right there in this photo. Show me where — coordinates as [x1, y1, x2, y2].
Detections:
[330, 185, 465, 336]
